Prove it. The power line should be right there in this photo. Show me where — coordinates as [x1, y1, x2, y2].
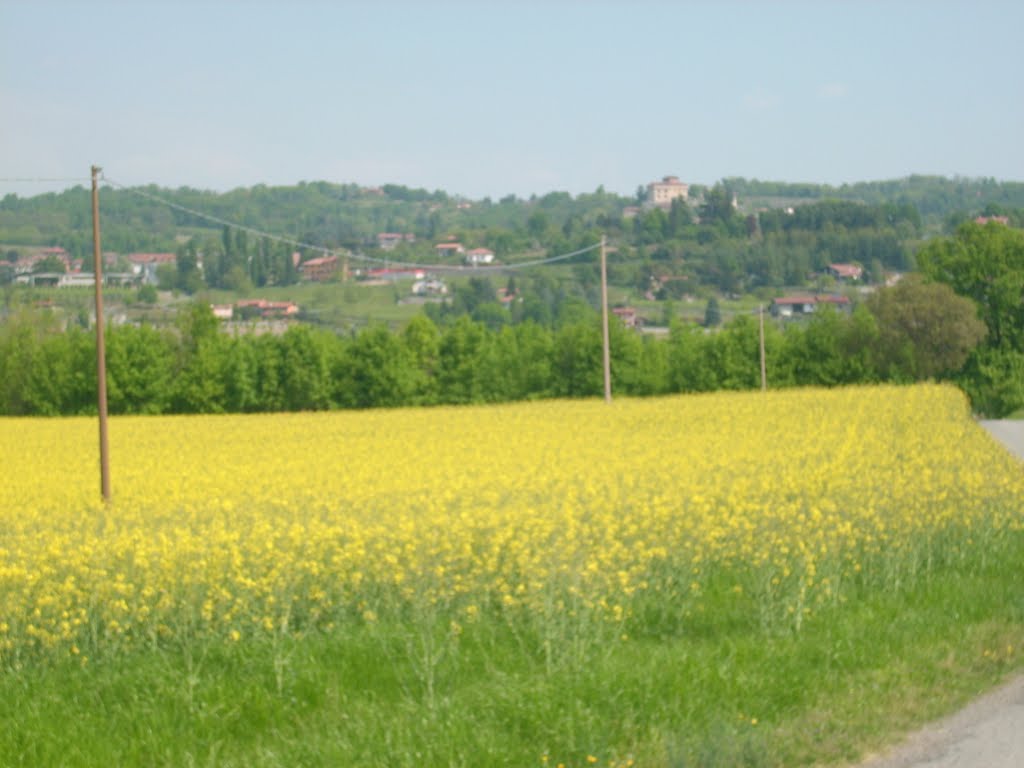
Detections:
[0, 177, 91, 184]
[101, 175, 603, 272]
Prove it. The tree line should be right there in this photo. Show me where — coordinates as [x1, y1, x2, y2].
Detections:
[0, 277, 990, 417]
[1, 219, 1020, 417]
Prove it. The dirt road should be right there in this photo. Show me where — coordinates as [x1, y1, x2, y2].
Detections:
[851, 420, 1024, 767]
[853, 673, 1024, 768]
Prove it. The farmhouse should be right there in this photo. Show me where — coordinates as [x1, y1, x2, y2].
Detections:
[377, 232, 415, 250]
[827, 263, 863, 282]
[234, 299, 300, 318]
[435, 242, 465, 258]
[299, 255, 339, 281]
[771, 294, 851, 318]
[128, 253, 176, 285]
[612, 306, 642, 329]
[465, 247, 495, 266]
[412, 278, 448, 296]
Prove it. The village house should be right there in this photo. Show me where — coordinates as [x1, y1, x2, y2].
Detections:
[465, 247, 495, 266]
[376, 232, 416, 251]
[412, 278, 448, 296]
[771, 294, 851, 318]
[233, 299, 299, 319]
[826, 263, 863, 282]
[299, 255, 339, 281]
[612, 306, 643, 329]
[974, 215, 1010, 226]
[10, 246, 72, 277]
[435, 242, 465, 258]
[128, 253, 177, 285]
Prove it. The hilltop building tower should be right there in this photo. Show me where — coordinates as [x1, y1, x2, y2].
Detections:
[646, 176, 689, 208]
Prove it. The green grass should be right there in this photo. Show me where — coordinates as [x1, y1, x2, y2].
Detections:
[201, 280, 423, 330]
[3, 534, 1022, 768]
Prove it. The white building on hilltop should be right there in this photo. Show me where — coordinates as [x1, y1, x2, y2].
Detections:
[646, 176, 689, 208]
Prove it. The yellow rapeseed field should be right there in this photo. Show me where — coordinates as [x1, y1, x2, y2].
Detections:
[1, 383, 1021, 662]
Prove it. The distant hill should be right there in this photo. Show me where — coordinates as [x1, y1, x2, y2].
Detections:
[723, 175, 1024, 222]
[3, 175, 1023, 256]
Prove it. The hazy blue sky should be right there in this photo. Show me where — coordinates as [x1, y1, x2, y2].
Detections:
[3, 0, 1022, 200]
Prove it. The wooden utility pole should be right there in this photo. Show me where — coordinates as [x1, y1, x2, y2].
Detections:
[759, 303, 767, 392]
[600, 235, 612, 403]
[91, 165, 111, 502]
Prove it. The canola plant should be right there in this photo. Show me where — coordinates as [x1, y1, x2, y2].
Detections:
[1, 383, 1021, 663]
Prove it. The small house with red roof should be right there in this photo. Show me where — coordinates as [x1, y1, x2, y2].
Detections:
[435, 242, 465, 258]
[299, 255, 339, 282]
[612, 306, 642, 329]
[826, 263, 863, 282]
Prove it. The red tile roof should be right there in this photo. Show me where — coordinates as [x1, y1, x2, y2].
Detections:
[128, 252, 176, 263]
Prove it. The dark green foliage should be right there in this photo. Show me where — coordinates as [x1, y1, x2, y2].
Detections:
[106, 325, 176, 414]
[335, 325, 418, 408]
[0, 293, 1010, 417]
[865, 276, 986, 380]
[956, 347, 1024, 419]
[917, 222, 1024, 414]
[917, 222, 1024, 351]
[703, 297, 721, 328]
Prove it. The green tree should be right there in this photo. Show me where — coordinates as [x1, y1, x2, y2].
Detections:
[222, 337, 262, 413]
[336, 324, 417, 408]
[504, 321, 554, 399]
[32, 255, 67, 273]
[106, 324, 175, 414]
[401, 314, 441, 405]
[956, 348, 1024, 417]
[137, 284, 158, 304]
[667, 197, 693, 237]
[699, 183, 737, 226]
[551, 320, 603, 397]
[437, 317, 492, 404]
[917, 222, 1024, 350]
[703, 297, 722, 327]
[171, 302, 227, 412]
[779, 307, 849, 386]
[278, 324, 336, 411]
[175, 240, 205, 294]
[710, 315, 761, 390]
[667, 320, 717, 392]
[0, 308, 92, 415]
[865, 276, 987, 380]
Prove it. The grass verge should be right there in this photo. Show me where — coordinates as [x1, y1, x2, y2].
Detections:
[3, 534, 1022, 768]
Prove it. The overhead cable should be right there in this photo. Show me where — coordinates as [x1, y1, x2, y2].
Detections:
[101, 176, 603, 272]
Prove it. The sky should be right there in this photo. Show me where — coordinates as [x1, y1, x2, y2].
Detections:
[2, 0, 1023, 201]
